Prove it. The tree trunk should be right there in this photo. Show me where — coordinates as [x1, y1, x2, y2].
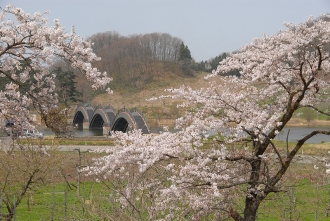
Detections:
[243, 196, 260, 221]
[243, 153, 263, 221]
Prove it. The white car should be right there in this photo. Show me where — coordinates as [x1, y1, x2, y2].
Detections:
[22, 129, 44, 139]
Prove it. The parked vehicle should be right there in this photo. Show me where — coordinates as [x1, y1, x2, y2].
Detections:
[22, 129, 44, 139]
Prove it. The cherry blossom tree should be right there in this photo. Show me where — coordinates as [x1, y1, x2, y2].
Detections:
[0, 5, 111, 134]
[85, 14, 330, 221]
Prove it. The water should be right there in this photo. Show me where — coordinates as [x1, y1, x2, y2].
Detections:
[39, 128, 104, 137]
[39, 126, 330, 144]
[40, 126, 179, 137]
[275, 126, 330, 144]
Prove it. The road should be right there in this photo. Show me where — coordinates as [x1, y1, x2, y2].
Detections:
[55, 145, 111, 152]
[0, 136, 112, 152]
[0, 136, 327, 164]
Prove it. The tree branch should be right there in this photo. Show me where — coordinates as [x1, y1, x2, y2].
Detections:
[304, 105, 330, 117]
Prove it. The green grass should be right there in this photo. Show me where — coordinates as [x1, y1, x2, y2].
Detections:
[11, 182, 107, 220]
[5, 139, 330, 220]
[16, 138, 115, 146]
[272, 139, 330, 155]
[10, 170, 330, 220]
[258, 178, 330, 220]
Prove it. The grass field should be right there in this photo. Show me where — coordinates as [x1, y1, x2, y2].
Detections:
[2, 139, 330, 220]
[8, 164, 330, 220]
[13, 182, 105, 220]
[16, 137, 115, 146]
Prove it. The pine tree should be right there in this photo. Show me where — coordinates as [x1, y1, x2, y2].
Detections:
[178, 42, 194, 76]
[53, 67, 82, 106]
[178, 42, 192, 61]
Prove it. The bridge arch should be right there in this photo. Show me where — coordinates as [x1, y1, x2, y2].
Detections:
[111, 108, 137, 133]
[73, 104, 150, 134]
[73, 105, 94, 129]
[89, 105, 108, 129]
[130, 108, 151, 134]
[89, 105, 117, 130]
[105, 105, 117, 126]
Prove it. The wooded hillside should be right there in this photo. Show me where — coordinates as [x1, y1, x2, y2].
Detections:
[89, 32, 193, 89]
[46, 31, 237, 105]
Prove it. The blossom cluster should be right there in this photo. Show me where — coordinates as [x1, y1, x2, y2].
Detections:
[0, 5, 111, 131]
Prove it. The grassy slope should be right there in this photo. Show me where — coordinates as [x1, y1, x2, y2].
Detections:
[91, 72, 219, 108]
[90, 72, 224, 127]
[91, 72, 330, 128]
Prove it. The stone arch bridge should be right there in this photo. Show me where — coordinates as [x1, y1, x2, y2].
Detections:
[73, 104, 150, 135]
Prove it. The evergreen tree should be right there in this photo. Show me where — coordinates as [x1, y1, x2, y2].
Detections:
[210, 53, 227, 71]
[178, 42, 192, 61]
[53, 67, 82, 106]
[207, 53, 240, 76]
[178, 42, 194, 76]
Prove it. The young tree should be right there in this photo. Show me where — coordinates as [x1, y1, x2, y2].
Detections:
[0, 5, 111, 134]
[0, 143, 63, 220]
[300, 106, 318, 126]
[85, 15, 330, 220]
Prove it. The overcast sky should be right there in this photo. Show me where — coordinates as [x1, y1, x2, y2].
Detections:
[1, 0, 330, 61]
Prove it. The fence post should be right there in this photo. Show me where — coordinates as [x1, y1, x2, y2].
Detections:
[289, 187, 295, 220]
[75, 148, 82, 197]
[64, 183, 68, 220]
[52, 186, 55, 221]
[315, 183, 319, 221]
[13, 195, 16, 221]
[0, 192, 2, 221]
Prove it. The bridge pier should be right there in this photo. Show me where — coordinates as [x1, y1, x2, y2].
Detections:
[103, 126, 111, 135]
[83, 122, 89, 130]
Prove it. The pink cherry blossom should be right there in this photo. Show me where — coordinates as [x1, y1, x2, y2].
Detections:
[86, 14, 330, 221]
[0, 5, 111, 133]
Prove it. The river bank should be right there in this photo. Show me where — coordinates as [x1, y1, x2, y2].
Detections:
[287, 118, 330, 127]
[149, 117, 330, 128]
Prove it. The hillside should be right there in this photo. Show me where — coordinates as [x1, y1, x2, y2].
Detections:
[93, 72, 211, 106]
[90, 72, 224, 127]
[90, 72, 330, 128]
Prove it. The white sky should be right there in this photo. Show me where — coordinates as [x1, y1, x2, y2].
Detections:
[1, 0, 330, 61]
